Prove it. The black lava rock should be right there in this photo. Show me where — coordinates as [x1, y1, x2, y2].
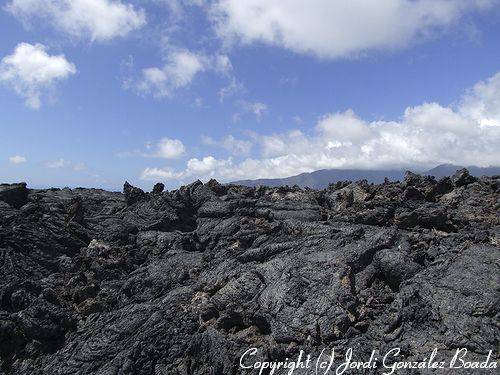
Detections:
[152, 182, 165, 194]
[452, 168, 477, 187]
[123, 181, 146, 205]
[0, 170, 498, 374]
[0, 182, 28, 208]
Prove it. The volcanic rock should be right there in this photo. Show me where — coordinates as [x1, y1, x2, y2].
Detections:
[0, 170, 498, 374]
[0, 182, 28, 209]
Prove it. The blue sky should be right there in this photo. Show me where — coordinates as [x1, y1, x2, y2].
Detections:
[1, 0, 499, 190]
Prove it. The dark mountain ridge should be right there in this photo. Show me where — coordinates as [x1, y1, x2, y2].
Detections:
[233, 163, 500, 188]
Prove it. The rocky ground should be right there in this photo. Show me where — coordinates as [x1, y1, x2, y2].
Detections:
[0, 169, 498, 374]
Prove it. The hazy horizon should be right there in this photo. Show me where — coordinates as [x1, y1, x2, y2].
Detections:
[4, 163, 500, 192]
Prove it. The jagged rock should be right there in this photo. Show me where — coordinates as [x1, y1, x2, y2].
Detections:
[404, 170, 426, 186]
[206, 178, 227, 195]
[0, 182, 28, 208]
[66, 196, 84, 224]
[0, 170, 498, 374]
[452, 168, 477, 187]
[402, 186, 424, 201]
[123, 181, 146, 205]
[152, 182, 165, 194]
[429, 176, 453, 199]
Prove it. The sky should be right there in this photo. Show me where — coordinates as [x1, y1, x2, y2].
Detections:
[0, 0, 499, 191]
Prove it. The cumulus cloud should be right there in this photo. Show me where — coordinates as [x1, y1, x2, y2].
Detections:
[118, 137, 187, 159]
[460, 71, 500, 126]
[8, 155, 27, 164]
[210, 0, 495, 59]
[140, 156, 232, 181]
[6, 0, 146, 42]
[0, 43, 76, 109]
[153, 138, 186, 159]
[141, 166, 176, 180]
[140, 71, 500, 184]
[133, 50, 232, 98]
[137, 50, 204, 97]
[317, 110, 373, 143]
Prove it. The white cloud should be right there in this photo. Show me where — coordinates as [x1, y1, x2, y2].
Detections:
[202, 135, 252, 155]
[137, 50, 204, 97]
[134, 50, 231, 98]
[6, 0, 146, 42]
[140, 71, 500, 184]
[185, 156, 230, 175]
[210, 0, 495, 59]
[8, 155, 27, 164]
[140, 156, 232, 181]
[119, 138, 186, 159]
[317, 109, 373, 142]
[259, 134, 288, 157]
[234, 100, 267, 121]
[154, 138, 186, 159]
[460, 71, 500, 126]
[46, 158, 69, 168]
[141, 166, 176, 180]
[0, 43, 76, 109]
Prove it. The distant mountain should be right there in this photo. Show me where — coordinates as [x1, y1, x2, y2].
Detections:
[232, 168, 409, 189]
[232, 164, 500, 189]
[423, 164, 500, 179]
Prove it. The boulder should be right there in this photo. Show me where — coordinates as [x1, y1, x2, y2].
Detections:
[0, 182, 28, 208]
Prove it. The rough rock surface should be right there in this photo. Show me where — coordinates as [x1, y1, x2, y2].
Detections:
[0, 170, 498, 374]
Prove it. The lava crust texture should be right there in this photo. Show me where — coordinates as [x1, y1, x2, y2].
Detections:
[0, 169, 498, 374]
